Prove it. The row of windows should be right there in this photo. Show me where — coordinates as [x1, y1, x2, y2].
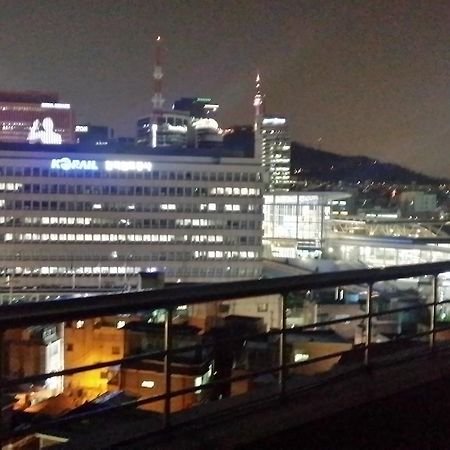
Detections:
[2, 249, 262, 262]
[0, 199, 262, 214]
[0, 183, 261, 197]
[0, 166, 261, 182]
[0, 217, 261, 231]
[2, 232, 261, 246]
[1, 265, 262, 278]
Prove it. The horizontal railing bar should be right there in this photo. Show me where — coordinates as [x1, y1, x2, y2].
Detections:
[4, 340, 399, 440]
[0, 262, 449, 329]
[285, 347, 358, 370]
[5, 299, 450, 389]
[1, 349, 164, 389]
[289, 312, 368, 331]
[384, 329, 431, 343]
[370, 301, 432, 317]
[3, 361, 288, 440]
[7, 330, 450, 441]
[1, 327, 283, 388]
[7, 332, 439, 439]
[296, 298, 450, 332]
[2, 262, 450, 443]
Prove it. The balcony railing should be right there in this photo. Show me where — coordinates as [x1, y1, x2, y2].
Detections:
[1, 261, 450, 447]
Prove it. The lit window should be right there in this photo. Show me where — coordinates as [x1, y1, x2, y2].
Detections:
[112, 346, 120, 355]
[141, 380, 155, 388]
[294, 353, 309, 363]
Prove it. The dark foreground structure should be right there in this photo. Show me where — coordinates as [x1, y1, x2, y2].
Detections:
[1, 261, 450, 449]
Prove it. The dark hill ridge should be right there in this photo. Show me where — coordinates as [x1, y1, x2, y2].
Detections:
[291, 142, 448, 185]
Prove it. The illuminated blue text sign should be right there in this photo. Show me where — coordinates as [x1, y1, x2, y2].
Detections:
[50, 158, 152, 172]
[51, 158, 98, 171]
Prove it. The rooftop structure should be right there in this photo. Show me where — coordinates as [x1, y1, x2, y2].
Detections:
[172, 97, 219, 119]
[253, 74, 291, 191]
[0, 90, 75, 145]
[138, 40, 222, 148]
[0, 91, 59, 103]
[1, 261, 450, 447]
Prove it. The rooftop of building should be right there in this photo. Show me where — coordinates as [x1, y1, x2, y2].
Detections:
[0, 90, 59, 103]
[124, 321, 201, 336]
[286, 329, 351, 344]
[120, 356, 212, 374]
[0, 141, 255, 159]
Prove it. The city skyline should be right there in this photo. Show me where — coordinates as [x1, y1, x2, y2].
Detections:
[1, 0, 450, 178]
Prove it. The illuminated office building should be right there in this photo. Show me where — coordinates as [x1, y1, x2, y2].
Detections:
[75, 124, 110, 146]
[0, 143, 264, 301]
[0, 91, 75, 145]
[263, 192, 350, 259]
[136, 37, 193, 148]
[137, 99, 222, 148]
[173, 97, 219, 119]
[263, 192, 450, 267]
[260, 116, 291, 191]
[253, 75, 291, 191]
[172, 97, 222, 147]
[136, 110, 191, 147]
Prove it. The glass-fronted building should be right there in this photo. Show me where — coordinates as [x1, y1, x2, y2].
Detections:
[263, 192, 351, 259]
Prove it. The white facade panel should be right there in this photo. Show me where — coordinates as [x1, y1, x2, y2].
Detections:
[0, 147, 264, 299]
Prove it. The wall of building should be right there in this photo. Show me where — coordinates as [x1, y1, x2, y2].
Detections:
[222, 294, 283, 330]
[289, 341, 352, 376]
[6, 332, 45, 379]
[64, 319, 125, 398]
[119, 367, 204, 413]
[260, 117, 291, 191]
[0, 147, 264, 298]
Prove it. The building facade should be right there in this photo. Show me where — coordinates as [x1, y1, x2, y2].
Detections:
[0, 91, 75, 145]
[260, 117, 291, 191]
[0, 144, 264, 301]
[252, 75, 291, 191]
[172, 97, 219, 119]
[263, 192, 350, 259]
[75, 124, 110, 146]
[136, 110, 191, 147]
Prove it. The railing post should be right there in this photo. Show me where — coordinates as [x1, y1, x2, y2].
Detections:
[163, 307, 173, 429]
[364, 284, 373, 367]
[430, 274, 439, 351]
[0, 329, 6, 444]
[279, 294, 287, 398]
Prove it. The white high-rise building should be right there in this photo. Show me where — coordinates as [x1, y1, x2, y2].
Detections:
[0, 143, 264, 302]
[253, 74, 291, 192]
[261, 116, 291, 191]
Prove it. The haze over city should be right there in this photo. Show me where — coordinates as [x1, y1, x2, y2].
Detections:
[1, 1, 450, 447]
[1, 0, 449, 178]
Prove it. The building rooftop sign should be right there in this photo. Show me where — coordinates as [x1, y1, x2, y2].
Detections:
[50, 158, 153, 172]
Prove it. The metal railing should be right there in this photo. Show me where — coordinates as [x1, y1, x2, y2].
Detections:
[1, 261, 450, 446]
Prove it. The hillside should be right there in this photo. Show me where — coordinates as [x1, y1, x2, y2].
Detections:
[291, 142, 447, 185]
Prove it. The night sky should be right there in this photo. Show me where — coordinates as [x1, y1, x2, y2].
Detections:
[1, 0, 449, 178]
